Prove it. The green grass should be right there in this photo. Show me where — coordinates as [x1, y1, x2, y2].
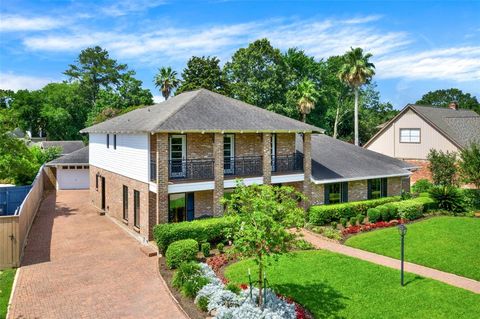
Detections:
[225, 251, 480, 319]
[345, 216, 480, 280]
[0, 268, 16, 319]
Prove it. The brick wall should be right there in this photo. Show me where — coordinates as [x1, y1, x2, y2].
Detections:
[387, 176, 402, 196]
[302, 133, 312, 207]
[310, 183, 324, 205]
[348, 180, 367, 201]
[262, 133, 272, 184]
[194, 190, 214, 218]
[401, 177, 411, 193]
[276, 133, 296, 155]
[213, 133, 224, 216]
[156, 133, 169, 225]
[90, 165, 151, 240]
[187, 133, 214, 159]
[236, 133, 262, 157]
[405, 160, 431, 184]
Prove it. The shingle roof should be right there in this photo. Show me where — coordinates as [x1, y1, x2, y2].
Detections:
[47, 146, 89, 165]
[39, 141, 85, 154]
[410, 105, 480, 148]
[297, 134, 413, 183]
[80, 89, 324, 134]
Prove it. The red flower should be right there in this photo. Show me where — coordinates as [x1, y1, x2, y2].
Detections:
[240, 283, 248, 290]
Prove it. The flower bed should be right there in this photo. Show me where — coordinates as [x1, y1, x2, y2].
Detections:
[342, 219, 401, 235]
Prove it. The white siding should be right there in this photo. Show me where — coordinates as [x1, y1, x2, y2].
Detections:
[89, 133, 149, 182]
[367, 109, 459, 160]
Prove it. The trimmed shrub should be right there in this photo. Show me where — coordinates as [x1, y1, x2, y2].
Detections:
[367, 208, 381, 223]
[166, 239, 199, 269]
[154, 217, 235, 253]
[378, 205, 390, 221]
[201, 242, 211, 257]
[330, 221, 338, 229]
[356, 214, 365, 224]
[340, 217, 347, 228]
[386, 196, 436, 220]
[349, 216, 357, 226]
[308, 196, 401, 225]
[412, 179, 433, 193]
[216, 243, 225, 254]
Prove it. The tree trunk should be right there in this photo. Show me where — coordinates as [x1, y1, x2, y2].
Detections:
[333, 106, 340, 139]
[354, 88, 359, 146]
[258, 260, 263, 306]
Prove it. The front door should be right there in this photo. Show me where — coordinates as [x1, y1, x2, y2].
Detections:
[101, 177, 106, 210]
[224, 134, 235, 175]
[169, 135, 186, 178]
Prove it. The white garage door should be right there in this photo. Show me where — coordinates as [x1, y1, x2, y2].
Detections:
[57, 167, 90, 190]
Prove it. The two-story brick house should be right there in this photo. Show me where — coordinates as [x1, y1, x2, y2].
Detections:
[81, 89, 321, 241]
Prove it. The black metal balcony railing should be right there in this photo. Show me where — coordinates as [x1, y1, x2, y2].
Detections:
[272, 153, 304, 173]
[169, 159, 215, 181]
[224, 156, 263, 177]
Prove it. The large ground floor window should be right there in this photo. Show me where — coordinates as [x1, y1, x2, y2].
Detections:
[324, 182, 348, 204]
[368, 178, 387, 199]
[169, 193, 194, 222]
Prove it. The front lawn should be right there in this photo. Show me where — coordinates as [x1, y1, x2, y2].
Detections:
[0, 268, 16, 318]
[225, 251, 480, 319]
[345, 216, 480, 280]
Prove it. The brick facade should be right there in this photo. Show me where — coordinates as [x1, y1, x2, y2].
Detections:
[262, 133, 272, 184]
[387, 176, 402, 197]
[401, 177, 411, 193]
[187, 133, 214, 159]
[213, 133, 224, 216]
[311, 184, 325, 205]
[194, 190, 214, 218]
[90, 165, 151, 240]
[405, 160, 431, 184]
[156, 133, 169, 224]
[276, 133, 296, 155]
[348, 180, 368, 201]
[302, 133, 312, 207]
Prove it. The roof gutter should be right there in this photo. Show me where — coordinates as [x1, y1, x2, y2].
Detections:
[310, 171, 412, 185]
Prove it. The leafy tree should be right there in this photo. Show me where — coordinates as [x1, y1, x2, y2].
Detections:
[64, 46, 128, 106]
[427, 149, 458, 186]
[338, 47, 375, 146]
[176, 56, 228, 94]
[416, 88, 480, 113]
[8, 89, 44, 136]
[224, 39, 289, 112]
[222, 182, 304, 306]
[458, 143, 480, 188]
[154, 66, 180, 100]
[297, 79, 319, 122]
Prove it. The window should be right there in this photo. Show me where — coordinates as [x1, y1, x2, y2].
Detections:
[169, 193, 186, 223]
[271, 134, 276, 171]
[123, 186, 128, 221]
[169, 135, 186, 178]
[106, 134, 110, 148]
[95, 174, 98, 190]
[113, 134, 117, 149]
[62, 165, 68, 169]
[368, 178, 387, 199]
[69, 165, 75, 169]
[133, 190, 140, 228]
[224, 134, 235, 174]
[400, 128, 420, 143]
[324, 182, 348, 204]
[76, 166, 82, 169]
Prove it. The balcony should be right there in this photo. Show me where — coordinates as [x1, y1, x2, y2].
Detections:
[272, 153, 304, 174]
[169, 159, 215, 181]
[224, 156, 263, 177]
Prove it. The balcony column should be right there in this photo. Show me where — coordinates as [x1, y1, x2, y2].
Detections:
[213, 133, 224, 216]
[156, 133, 169, 224]
[302, 133, 312, 209]
[262, 133, 272, 185]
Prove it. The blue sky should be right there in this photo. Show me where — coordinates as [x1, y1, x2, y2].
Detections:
[1, 0, 479, 108]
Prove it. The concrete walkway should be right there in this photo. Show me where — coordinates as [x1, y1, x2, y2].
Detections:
[8, 191, 187, 319]
[300, 229, 480, 294]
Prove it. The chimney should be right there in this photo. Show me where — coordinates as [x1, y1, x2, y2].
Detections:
[448, 101, 458, 110]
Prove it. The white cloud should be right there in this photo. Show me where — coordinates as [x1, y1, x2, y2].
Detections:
[0, 14, 65, 32]
[100, 0, 166, 17]
[0, 72, 55, 91]
[153, 95, 165, 103]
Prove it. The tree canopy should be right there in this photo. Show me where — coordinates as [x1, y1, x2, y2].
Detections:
[176, 56, 228, 95]
[416, 88, 480, 113]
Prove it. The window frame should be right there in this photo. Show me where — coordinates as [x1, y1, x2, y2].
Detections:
[113, 134, 117, 150]
[223, 134, 235, 175]
[399, 128, 421, 144]
[368, 178, 388, 199]
[324, 182, 348, 204]
[122, 185, 128, 221]
[106, 134, 110, 148]
[133, 190, 140, 228]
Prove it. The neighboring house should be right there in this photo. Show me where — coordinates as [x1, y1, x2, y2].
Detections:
[45, 147, 90, 190]
[364, 103, 480, 183]
[39, 140, 85, 155]
[297, 135, 413, 205]
[80, 89, 413, 242]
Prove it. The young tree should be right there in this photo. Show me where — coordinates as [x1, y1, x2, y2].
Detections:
[458, 143, 480, 188]
[427, 149, 458, 186]
[176, 56, 228, 94]
[222, 182, 305, 306]
[297, 79, 318, 122]
[338, 47, 375, 146]
[154, 66, 180, 100]
[64, 46, 128, 106]
[416, 88, 480, 114]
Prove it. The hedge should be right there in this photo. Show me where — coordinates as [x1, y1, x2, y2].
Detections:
[154, 217, 235, 253]
[308, 196, 401, 225]
[165, 239, 198, 269]
[382, 196, 436, 220]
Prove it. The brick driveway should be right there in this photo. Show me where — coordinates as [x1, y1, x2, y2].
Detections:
[8, 190, 186, 319]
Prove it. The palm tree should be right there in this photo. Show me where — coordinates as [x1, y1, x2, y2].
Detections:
[338, 47, 375, 146]
[154, 67, 180, 100]
[297, 79, 318, 122]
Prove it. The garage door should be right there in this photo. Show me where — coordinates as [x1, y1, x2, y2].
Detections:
[57, 167, 90, 190]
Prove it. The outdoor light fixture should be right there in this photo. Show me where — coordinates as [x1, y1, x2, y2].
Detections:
[398, 223, 407, 286]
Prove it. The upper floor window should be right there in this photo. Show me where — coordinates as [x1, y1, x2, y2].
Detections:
[106, 134, 110, 148]
[224, 134, 235, 175]
[400, 128, 420, 143]
[113, 134, 117, 150]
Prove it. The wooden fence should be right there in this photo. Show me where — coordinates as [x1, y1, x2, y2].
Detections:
[0, 166, 45, 269]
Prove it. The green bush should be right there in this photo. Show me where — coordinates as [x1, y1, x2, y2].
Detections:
[429, 186, 465, 214]
[340, 217, 347, 228]
[412, 179, 433, 193]
[216, 243, 225, 253]
[172, 261, 209, 298]
[322, 228, 342, 241]
[166, 239, 199, 269]
[201, 242, 211, 257]
[330, 221, 338, 229]
[308, 196, 401, 225]
[349, 216, 357, 226]
[154, 217, 235, 253]
[197, 296, 209, 312]
[293, 239, 315, 250]
[385, 196, 436, 220]
[356, 214, 364, 224]
[367, 208, 381, 223]
[377, 205, 389, 221]
[461, 189, 480, 211]
[226, 282, 241, 295]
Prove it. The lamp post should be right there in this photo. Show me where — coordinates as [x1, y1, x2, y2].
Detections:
[398, 223, 407, 286]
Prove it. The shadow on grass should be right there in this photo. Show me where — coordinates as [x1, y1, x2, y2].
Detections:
[404, 275, 425, 287]
[274, 282, 348, 319]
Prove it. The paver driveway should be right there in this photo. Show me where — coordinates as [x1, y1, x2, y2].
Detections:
[8, 190, 186, 319]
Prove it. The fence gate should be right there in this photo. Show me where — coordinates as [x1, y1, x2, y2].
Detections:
[0, 216, 19, 268]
